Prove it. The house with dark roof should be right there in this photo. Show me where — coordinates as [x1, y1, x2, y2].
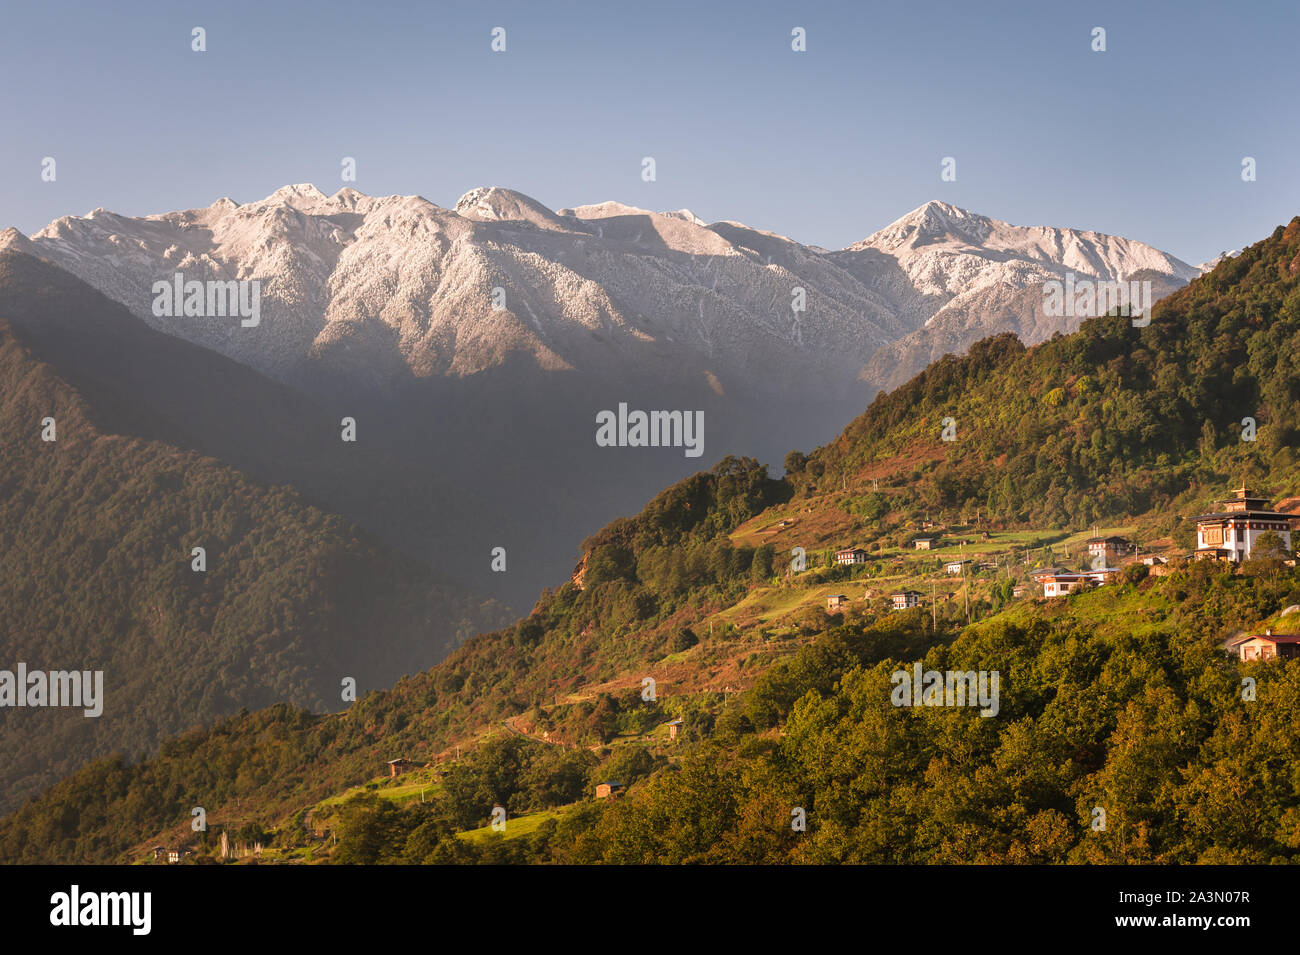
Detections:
[1085, 535, 1132, 563]
[890, 590, 922, 610]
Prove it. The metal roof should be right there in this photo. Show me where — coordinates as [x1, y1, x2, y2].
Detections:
[1194, 510, 1292, 521]
[1241, 633, 1300, 644]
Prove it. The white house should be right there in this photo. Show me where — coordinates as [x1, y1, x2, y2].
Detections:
[1195, 488, 1292, 561]
[835, 547, 869, 565]
[1085, 535, 1131, 563]
[1038, 572, 1105, 597]
[890, 590, 922, 610]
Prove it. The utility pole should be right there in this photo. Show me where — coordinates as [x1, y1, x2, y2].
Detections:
[964, 559, 970, 624]
[931, 580, 937, 630]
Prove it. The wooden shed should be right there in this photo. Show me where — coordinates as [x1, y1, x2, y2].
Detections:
[387, 757, 415, 778]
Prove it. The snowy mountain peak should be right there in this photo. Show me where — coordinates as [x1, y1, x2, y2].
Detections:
[861, 200, 994, 250]
[1197, 250, 1240, 272]
[0, 227, 35, 255]
[248, 183, 346, 215]
[329, 187, 365, 209]
[902, 199, 981, 223]
[453, 186, 574, 231]
[557, 200, 651, 220]
[661, 208, 708, 227]
[848, 201, 1199, 286]
[270, 183, 327, 202]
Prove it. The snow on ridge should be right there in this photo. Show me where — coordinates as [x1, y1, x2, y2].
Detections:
[848, 199, 1199, 288]
[857, 200, 996, 250]
[19, 185, 1205, 398]
[1196, 250, 1240, 273]
[558, 200, 652, 220]
[661, 209, 708, 227]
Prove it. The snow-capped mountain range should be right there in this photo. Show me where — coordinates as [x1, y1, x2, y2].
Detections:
[0, 188, 1210, 609]
[6, 187, 1201, 398]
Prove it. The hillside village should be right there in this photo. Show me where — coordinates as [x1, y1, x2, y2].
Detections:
[135, 482, 1300, 864]
[732, 482, 1297, 617]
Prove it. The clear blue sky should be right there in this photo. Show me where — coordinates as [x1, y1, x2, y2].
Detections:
[2, 0, 1296, 265]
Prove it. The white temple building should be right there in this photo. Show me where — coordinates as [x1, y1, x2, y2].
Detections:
[1194, 487, 1292, 561]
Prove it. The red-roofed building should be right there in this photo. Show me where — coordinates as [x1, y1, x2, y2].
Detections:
[1236, 631, 1300, 662]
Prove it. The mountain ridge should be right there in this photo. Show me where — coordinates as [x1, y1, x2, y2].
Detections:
[12, 188, 1199, 399]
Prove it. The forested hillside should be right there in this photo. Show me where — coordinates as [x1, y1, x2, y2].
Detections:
[4, 217, 1300, 864]
[806, 217, 1300, 530]
[0, 321, 505, 812]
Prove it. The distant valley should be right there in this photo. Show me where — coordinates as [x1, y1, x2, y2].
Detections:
[4, 189, 1202, 607]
